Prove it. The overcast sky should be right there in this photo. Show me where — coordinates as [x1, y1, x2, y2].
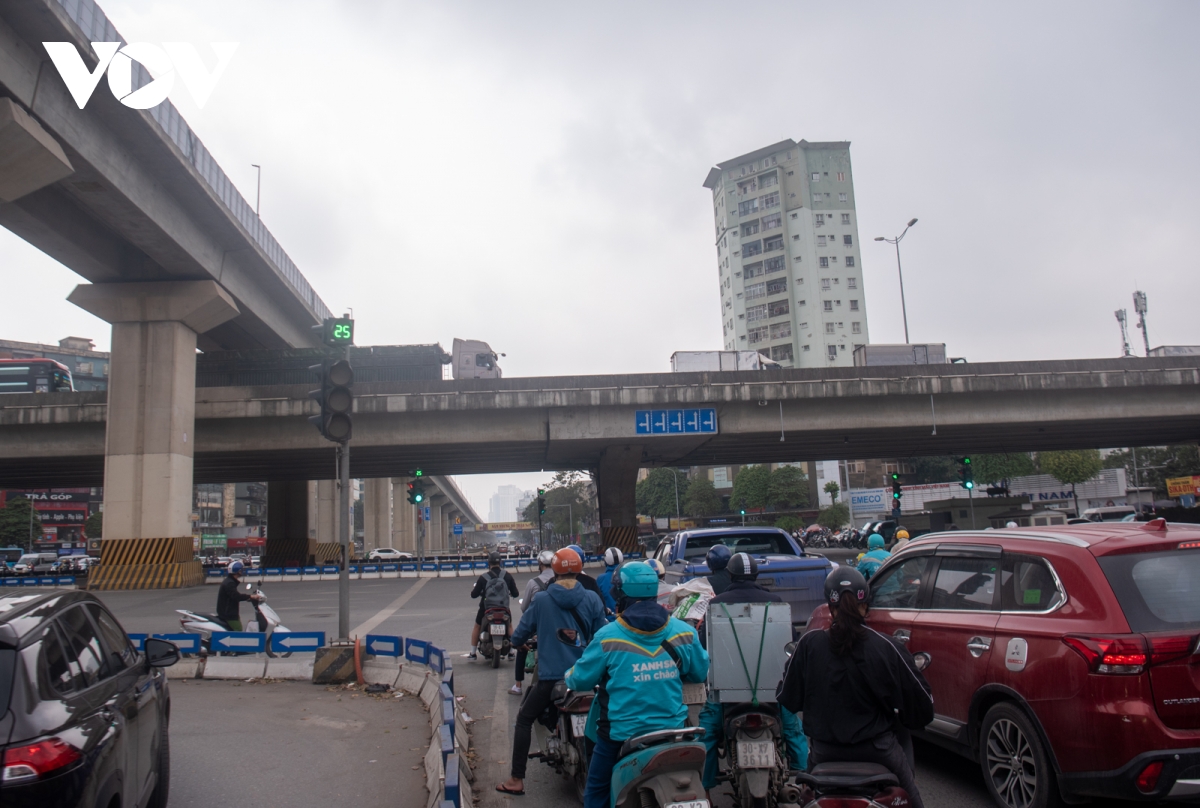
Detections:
[3, 1, 1198, 514]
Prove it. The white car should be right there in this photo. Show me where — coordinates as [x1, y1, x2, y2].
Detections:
[368, 548, 412, 562]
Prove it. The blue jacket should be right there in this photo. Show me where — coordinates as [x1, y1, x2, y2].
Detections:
[596, 565, 618, 613]
[511, 580, 606, 680]
[565, 599, 709, 743]
[857, 548, 891, 580]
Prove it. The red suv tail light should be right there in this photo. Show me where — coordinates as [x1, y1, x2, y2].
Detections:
[2, 738, 82, 784]
[1148, 634, 1199, 665]
[1063, 635, 1148, 674]
[1135, 760, 1164, 793]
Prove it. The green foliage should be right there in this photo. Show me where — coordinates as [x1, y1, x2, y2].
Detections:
[774, 514, 803, 533]
[731, 465, 771, 511]
[0, 497, 42, 547]
[817, 502, 849, 529]
[823, 480, 840, 502]
[973, 453, 1036, 486]
[1103, 445, 1200, 498]
[682, 476, 722, 517]
[906, 456, 959, 485]
[524, 471, 597, 537]
[768, 465, 810, 510]
[1039, 450, 1104, 486]
[84, 511, 102, 539]
[635, 468, 683, 518]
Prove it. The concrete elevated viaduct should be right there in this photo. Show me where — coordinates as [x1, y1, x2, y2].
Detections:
[3, 356, 1198, 555]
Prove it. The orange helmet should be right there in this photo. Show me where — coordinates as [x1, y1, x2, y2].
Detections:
[552, 547, 583, 575]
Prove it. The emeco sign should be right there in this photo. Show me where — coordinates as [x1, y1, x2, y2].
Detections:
[43, 42, 237, 110]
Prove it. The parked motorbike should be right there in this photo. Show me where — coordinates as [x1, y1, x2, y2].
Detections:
[177, 583, 292, 656]
[531, 679, 594, 799]
[609, 727, 708, 808]
[722, 702, 789, 808]
[477, 605, 512, 668]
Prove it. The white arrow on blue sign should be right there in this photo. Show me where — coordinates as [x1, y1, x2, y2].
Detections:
[210, 632, 265, 653]
[365, 634, 403, 656]
[453, 524, 463, 535]
[270, 631, 325, 653]
[635, 408, 718, 435]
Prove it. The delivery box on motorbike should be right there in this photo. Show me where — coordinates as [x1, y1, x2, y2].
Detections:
[707, 601, 791, 704]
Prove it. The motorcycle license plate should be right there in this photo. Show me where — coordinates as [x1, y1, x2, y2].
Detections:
[736, 740, 776, 769]
[489, 624, 506, 636]
[665, 802, 709, 808]
[570, 714, 587, 736]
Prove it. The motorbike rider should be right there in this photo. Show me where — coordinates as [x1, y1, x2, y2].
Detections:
[697, 553, 807, 794]
[646, 557, 673, 603]
[778, 568, 933, 808]
[469, 551, 520, 660]
[856, 534, 891, 580]
[595, 547, 624, 616]
[217, 560, 261, 631]
[566, 544, 605, 600]
[891, 528, 911, 553]
[705, 544, 734, 595]
[511, 549, 558, 696]
[564, 562, 709, 808]
[497, 548, 606, 797]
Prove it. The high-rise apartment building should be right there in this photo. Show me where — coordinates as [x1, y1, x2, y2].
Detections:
[703, 140, 869, 367]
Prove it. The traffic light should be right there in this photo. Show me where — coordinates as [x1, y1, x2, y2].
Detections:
[537, 488, 546, 515]
[891, 472, 902, 505]
[957, 456, 974, 490]
[308, 357, 354, 442]
[406, 480, 425, 504]
[312, 316, 355, 348]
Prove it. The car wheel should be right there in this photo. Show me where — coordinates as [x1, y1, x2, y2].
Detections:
[980, 703, 1060, 808]
[145, 713, 170, 808]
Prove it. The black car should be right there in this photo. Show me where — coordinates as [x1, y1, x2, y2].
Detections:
[0, 591, 178, 807]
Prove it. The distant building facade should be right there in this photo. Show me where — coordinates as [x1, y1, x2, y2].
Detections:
[489, 484, 531, 523]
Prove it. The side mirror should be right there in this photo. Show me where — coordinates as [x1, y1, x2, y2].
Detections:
[144, 638, 180, 668]
[556, 628, 580, 646]
[784, 641, 797, 658]
[912, 651, 931, 672]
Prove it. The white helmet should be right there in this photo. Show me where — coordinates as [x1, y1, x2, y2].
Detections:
[1005, 521, 1018, 528]
[603, 547, 624, 567]
[537, 550, 556, 567]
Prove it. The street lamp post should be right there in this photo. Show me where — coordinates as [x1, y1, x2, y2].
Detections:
[874, 218, 918, 344]
[668, 469, 682, 523]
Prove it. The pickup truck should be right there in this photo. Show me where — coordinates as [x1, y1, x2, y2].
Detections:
[649, 527, 834, 628]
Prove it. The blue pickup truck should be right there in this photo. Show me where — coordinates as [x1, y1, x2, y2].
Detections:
[649, 527, 834, 628]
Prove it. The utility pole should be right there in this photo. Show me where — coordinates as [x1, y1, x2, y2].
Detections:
[874, 218, 918, 344]
[252, 164, 261, 216]
[336, 337, 351, 641]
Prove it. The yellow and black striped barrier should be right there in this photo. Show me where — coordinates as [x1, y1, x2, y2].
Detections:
[602, 525, 640, 553]
[88, 537, 204, 590]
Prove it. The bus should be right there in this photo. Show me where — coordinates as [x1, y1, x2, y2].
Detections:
[0, 358, 74, 394]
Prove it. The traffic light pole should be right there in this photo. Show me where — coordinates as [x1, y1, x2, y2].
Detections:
[968, 484, 976, 530]
[337, 343, 351, 642]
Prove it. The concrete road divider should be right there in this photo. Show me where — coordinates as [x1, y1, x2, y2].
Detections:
[301, 565, 321, 582]
[381, 563, 400, 579]
[210, 631, 266, 654]
[265, 656, 314, 680]
[360, 657, 400, 687]
[437, 562, 457, 578]
[320, 564, 340, 581]
[312, 644, 356, 684]
[204, 654, 267, 679]
[400, 562, 418, 578]
[263, 567, 282, 583]
[270, 631, 324, 654]
[171, 656, 204, 679]
[418, 562, 438, 579]
[204, 569, 224, 584]
[282, 566, 302, 582]
[361, 563, 381, 580]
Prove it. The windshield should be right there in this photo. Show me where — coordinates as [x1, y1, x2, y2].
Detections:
[15, 556, 38, 566]
[683, 532, 796, 559]
[1098, 549, 1200, 632]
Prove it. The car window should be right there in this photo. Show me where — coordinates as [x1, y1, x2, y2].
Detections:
[929, 557, 998, 611]
[87, 604, 137, 671]
[1098, 549, 1200, 632]
[870, 555, 933, 609]
[656, 541, 673, 563]
[37, 626, 79, 696]
[57, 606, 107, 686]
[1000, 555, 1065, 612]
[681, 533, 796, 559]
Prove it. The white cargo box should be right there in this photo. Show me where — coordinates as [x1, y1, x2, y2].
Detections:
[670, 351, 779, 373]
[706, 601, 792, 704]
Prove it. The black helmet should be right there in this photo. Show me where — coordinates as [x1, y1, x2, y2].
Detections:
[706, 544, 732, 572]
[487, 552, 501, 568]
[728, 552, 758, 581]
[824, 566, 869, 608]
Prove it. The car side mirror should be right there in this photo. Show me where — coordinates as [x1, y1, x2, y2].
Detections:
[912, 651, 931, 672]
[144, 638, 180, 668]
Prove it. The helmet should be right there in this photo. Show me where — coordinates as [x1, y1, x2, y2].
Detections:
[228, 559, 244, 575]
[824, 567, 869, 607]
[537, 549, 556, 567]
[487, 552, 501, 568]
[893, 529, 910, 540]
[705, 544, 732, 572]
[867, 534, 885, 550]
[617, 562, 659, 599]
[567, 544, 585, 560]
[609, 560, 633, 600]
[603, 547, 624, 567]
[646, 558, 666, 580]
[1005, 521, 1018, 529]
[552, 548, 583, 575]
[728, 552, 758, 581]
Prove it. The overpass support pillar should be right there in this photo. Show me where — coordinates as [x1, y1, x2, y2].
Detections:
[391, 478, 418, 553]
[597, 444, 643, 554]
[363, 478, 392, 555]
[266, 480, 309, 567]
[310, 479, 344, 564]
[427, 496, 446, 554]
[68, 281, 238, 589]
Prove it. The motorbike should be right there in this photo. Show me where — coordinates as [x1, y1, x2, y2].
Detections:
[609, 727, 709, 808]
[722, 702, 790, 808]
[476, 605, 512, 668]
[531, 678, 595, 799]
[177, 583, 293, 657]
[785, 763, 909, 808]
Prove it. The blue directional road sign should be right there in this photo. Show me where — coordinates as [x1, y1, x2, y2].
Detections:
[152, 633, 201, 654]
[635, 408, 718, 436]
[365, 634, 403, 657]
[270, 631, 324, 653]
[453, 523, 463, 535]
[424, 506, 431, 520]
[210, 632, 265, 653]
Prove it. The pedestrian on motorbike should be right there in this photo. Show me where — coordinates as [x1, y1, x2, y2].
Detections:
[566, 544, 605, 600]
[497, 548, 606, 797]
[564, 562, 709, 808]
[511, 549, 558, 696]
[891, 528, 911, 553]
[778, 567, 933, 808]
[697, 553, 808, 794]
[595, 547, 624, 616]
[705, 544, 733, 595]
[856, 534, 891, 580]
[469, 552, 519, 660]
[216, 560, 261, 631]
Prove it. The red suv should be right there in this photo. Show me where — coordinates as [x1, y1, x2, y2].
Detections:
[808, 520, 1200, 808]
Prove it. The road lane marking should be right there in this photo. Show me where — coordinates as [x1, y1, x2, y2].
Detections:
[349, 578, 429, 637]
[491, 662, 512, 777]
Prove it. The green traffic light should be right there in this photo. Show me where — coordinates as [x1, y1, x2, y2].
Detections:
[414, 492, 424, 502]
[740, 509, 746, 515]
[964, 481, 974, 490]
[413, 469, 423, 477]
[891, 473, 899, 480]
[963, 457, 971, 465]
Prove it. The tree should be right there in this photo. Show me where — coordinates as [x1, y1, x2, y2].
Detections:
[1039, 450, 1103, 515]
[905, 456, 959, 485]
[768, 465, 810, 510]
[0, 497, 42, 548]
[635, 468, 683, 518]
[774, 514, 803, 533]
[817, 502, 849, 529]
[683, 476, 722, 517]
[730, 465, 771, 512]
[523, 472, 596, 540]
[823, 481, 840, 503]
[973, 453, 1036, 490]
[1103, 445, 1200, 499]
[84, 511, 102, 539]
